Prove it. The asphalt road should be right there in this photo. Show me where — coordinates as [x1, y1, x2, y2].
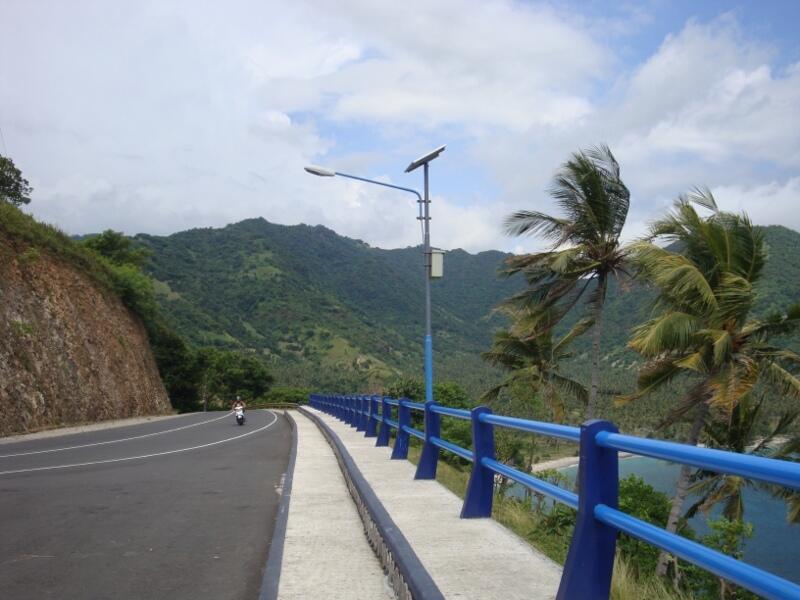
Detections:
[0, 409, 292, 600]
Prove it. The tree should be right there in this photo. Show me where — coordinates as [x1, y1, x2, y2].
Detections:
[682, 519, 757, 600]
[617, 476, 672, 577]
[502, 145, 630, 418]
[209, 351, 274, 403]
[0, 155, 33, 207]
[621, 190, 800, 576]
[481, 308, 590, 424]
[763, 437, 800, 524]
[686, 395, 798, 523]
[82, 230, 151, 267]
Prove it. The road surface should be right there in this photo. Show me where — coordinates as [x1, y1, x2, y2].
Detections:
[0, 409, 292, 600]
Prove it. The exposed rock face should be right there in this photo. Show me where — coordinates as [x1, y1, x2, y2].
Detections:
[0, 235, 171, 436]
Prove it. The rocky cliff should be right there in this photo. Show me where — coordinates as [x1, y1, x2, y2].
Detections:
[0, 233, 171, 436]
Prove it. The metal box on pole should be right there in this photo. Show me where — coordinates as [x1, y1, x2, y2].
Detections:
[430, 248, 444, 278]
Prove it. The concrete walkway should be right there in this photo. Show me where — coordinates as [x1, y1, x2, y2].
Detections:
[278, 412, 391, 599]
[306, 407, 563, 600]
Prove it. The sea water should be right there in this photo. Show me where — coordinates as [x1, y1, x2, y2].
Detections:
[508, 457, 799, 584]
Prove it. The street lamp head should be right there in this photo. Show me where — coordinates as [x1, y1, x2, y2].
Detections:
[405, 145, 446, 173]
[304, 165, 336, 177]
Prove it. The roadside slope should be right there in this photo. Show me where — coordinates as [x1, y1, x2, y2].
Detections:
[0, 225, 171, 436]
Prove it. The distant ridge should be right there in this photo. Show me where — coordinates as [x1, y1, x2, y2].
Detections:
[137, 218, 800, 393]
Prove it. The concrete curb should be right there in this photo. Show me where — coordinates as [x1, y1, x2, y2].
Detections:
[299, 407, 444, 600]
[259, 411, 298, 600]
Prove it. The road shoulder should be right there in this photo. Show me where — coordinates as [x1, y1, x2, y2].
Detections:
[0, 413, 185, 445]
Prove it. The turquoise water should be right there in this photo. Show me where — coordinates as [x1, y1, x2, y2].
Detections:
[510, 457, 799, 584]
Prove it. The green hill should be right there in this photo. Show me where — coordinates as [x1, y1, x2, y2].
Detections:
[138, 220, 800, 402]
[137, 218, 521, 392]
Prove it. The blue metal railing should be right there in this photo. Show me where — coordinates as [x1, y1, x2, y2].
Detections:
[308, 394, 800, 600]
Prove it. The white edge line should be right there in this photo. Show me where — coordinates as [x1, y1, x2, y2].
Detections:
[0, 412, 233, 458]
[0, 411, 278, 476]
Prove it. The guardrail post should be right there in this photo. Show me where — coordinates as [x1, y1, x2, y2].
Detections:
[356, 396, 367, 432]
[347, 396, 356, 426]
[415, 401, 441, 479]
[365, 395, 378, 437]
[391, 398, 410, 460]
[361, 396, 368, 430]
[557, 420, 619, 600]
[461, 406, 495, 518]
[376, 397, 391, 447]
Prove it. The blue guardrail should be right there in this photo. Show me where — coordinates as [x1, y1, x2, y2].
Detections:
[309, 394, 800, 600]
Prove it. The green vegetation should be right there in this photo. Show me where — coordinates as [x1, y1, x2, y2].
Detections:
[0, 154, 33, 207]
[136, 218, 521, 394]
[0, 203, 276, 413]
[620, 191, 800, 577]
[492, 152, 800, 598]
[76, 230, 276, 412]
[131, 208, 800, 434]
[482, 306, 589, 423]
[503, 145, 631, 418]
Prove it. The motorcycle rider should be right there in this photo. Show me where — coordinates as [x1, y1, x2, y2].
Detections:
[232, 396, 246, 412]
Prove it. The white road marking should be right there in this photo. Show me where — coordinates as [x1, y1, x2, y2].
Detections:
[0, 412, 233, 459]
[0, 411, 279, 476]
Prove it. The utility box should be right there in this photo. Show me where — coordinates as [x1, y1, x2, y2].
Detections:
[430, 248, 444, 278]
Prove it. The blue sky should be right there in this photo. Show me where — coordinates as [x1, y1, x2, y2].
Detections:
[2, 0, 799, 253]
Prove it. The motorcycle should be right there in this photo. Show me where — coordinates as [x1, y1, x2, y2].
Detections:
[234, 407, 245, 426]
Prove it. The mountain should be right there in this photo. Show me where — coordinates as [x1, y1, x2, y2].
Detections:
[138, 220, 800, 399]
[137, 218, 522, 391]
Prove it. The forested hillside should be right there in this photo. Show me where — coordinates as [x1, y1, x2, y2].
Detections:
[138, 218, 521, 392]
[138, 219, 800, 413]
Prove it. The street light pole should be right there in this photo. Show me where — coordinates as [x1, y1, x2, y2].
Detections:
[405, 146, 445, 404]
[305, 144, 444, 405]
[422, 162, 433, 402]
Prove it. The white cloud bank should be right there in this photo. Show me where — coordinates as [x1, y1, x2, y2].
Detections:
[0, 2, 798, 253]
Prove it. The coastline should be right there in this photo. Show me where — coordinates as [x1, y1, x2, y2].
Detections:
[530, 451, 636, 473]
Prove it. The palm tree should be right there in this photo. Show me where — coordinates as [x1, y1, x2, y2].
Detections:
[764, 437, 800, 524]
[481, 309, 591, 423]
[503, 145, 630, 419]
[621, 190, 800, 576]
[685, 395, 798, 522]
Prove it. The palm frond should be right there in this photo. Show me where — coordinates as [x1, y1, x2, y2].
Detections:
[616, 359, 682, 405]
[548, 372, 588, 406]
[503, 211, 570, 241]
[552, 317, 594, 354]
[764, 363, 800, 401]
[629, 311, 702, 356]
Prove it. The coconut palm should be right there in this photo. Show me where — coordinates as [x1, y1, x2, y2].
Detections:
[503, 145, 630, 418]
[621, 189, 800, 576]
[481, 310, 591, 423]
[761, 436, 800, 524]
[685, 395, 798, 522]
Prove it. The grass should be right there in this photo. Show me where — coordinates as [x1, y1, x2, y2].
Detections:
[0, 203, 117, 291]
[611, 556, 690, 600]
[10, 319, 35, 336]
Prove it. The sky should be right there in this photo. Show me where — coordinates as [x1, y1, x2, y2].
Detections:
[1, 0, 799, 254]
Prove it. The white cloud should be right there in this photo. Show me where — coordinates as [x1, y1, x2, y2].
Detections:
[713, 177, 800, 231]
[1, 3, 798, 256]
